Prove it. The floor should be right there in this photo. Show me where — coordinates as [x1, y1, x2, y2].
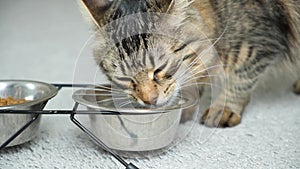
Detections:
[0, 0, 299, 168]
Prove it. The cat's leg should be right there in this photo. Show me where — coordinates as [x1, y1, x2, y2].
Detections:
[200, 41, 270, 127]
[294, 80, 300, 94]
[200, 70, 255, 127]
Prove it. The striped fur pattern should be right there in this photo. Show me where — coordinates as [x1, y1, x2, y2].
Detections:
[81, 0, 300, 127]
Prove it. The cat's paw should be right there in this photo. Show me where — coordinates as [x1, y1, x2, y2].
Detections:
[200, 107, 241, 128]
[293, 80, 300, 95]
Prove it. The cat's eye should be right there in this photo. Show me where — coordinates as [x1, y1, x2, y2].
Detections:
[165, 74, 172, 79]
[153, 69, 163, 83]
[154, 69, 172, 83]
[131, 80, 137, 91]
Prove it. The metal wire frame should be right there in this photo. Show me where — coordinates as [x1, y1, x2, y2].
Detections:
[0, 84, 139, 169]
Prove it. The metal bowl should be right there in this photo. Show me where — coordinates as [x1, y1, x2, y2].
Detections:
[73, 85, 198, 151]
[0, 80, 58, 147]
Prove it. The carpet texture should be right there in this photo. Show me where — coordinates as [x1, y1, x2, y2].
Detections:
[0, 1, 299, 168]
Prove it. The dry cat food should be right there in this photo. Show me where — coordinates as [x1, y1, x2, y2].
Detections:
[0, 97, 27, 106]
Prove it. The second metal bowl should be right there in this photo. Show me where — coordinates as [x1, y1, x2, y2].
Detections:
[73, 85, 198, 151]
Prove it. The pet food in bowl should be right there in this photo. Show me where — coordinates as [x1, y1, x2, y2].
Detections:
[0, 97, 27, 106]
[0, 80, 58, 147]
[72, 85, 198, 151]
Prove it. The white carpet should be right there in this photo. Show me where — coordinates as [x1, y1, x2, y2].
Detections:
[0, 0, 299, 168]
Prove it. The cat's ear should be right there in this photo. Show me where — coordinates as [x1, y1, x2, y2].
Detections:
[80, 0, 114, 27]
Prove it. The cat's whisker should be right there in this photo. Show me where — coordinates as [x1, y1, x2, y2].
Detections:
[177, 25, 228, 78]
[178, 74, 225, 85]
[178, 78, 216, 89]
[83, 87, 113, 92]
[176, 72, 223, 87]
[174, 37, 214, 75]
[94, 84, 129, 93]
[94, 84, 117, 90]
[79, 88, 128, 94]
[178, 64, 225, 83]
[95, 96, 129, 104]
[176, 75, 195, 86]
[191, 64, 224, 78]
[173, 94, 187, 101]
[73, 93, 115, 96]
[176, 53, 211, 79]
[179, 47, 219, 77]
[194, 37, 223, 43]
[175, 72, 198, 85]
[95, 98, 114, 103]
[118, 101, 132, 108]
[176, 82, 223, 91]
[176, 66, 203, 82]
[176, 54, 205, 78]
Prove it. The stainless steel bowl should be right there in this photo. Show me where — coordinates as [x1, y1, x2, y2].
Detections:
[73, 85, 198, 151]
[0, 80, 58, 147]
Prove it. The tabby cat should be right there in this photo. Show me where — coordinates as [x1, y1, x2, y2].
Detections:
[80, 0, 300, 127]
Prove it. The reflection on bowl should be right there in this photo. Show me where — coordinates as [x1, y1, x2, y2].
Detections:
[72, 85, 198, 151]
[0, 80, 58, 147]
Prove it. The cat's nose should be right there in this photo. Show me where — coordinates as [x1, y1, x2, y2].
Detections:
[141, 93, 158, 105]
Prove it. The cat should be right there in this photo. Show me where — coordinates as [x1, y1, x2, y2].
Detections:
[80, 0, 300, 127]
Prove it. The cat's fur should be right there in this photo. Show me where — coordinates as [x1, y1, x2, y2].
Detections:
[81, 0, 300, 127]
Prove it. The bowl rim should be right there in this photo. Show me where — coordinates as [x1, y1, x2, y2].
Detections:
[72, 86, 198, 114]
[0, 80, 58, 110]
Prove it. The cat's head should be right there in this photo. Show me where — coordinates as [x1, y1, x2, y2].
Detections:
[81, 0, 210, 106]
[106, 44, 185, 106]
[99, 36, 188, 107]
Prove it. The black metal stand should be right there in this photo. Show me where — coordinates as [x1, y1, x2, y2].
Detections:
[0, 83, 139, 169]
[70, 103, 138, 169]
